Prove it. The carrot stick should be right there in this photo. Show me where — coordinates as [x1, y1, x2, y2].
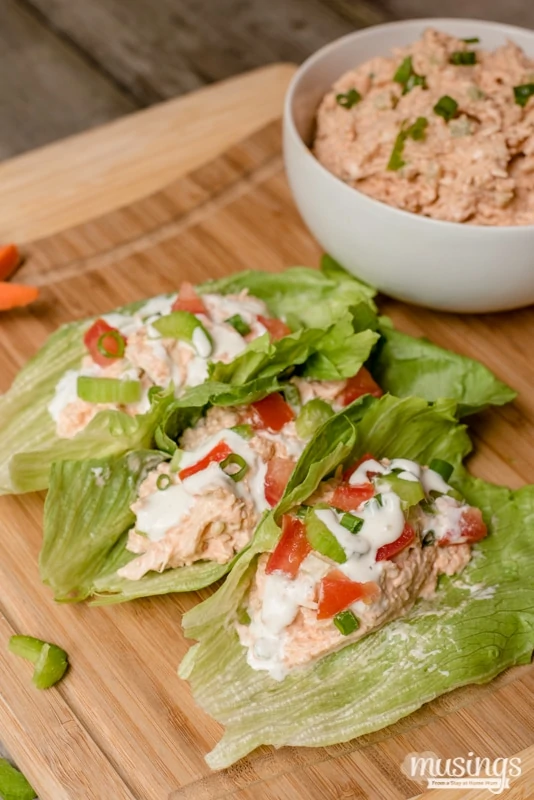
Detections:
[0, 283, 38, 310]
[0, 244, 21, 281]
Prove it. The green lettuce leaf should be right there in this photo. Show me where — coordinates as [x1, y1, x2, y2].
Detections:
[179, 397, 534, 769]
[372, 321, 516, 416]
[199, 260, 377, 330]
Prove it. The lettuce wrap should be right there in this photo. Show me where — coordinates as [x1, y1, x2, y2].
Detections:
[179, 395, 534, 769]
[0, 265, 377, 495]
[39, 320, 380, 602]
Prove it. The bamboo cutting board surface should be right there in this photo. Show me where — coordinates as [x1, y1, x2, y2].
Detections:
[1, 119, 534, 800]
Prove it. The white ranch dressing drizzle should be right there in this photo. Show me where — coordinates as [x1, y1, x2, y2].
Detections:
[136, 428, 269, 543]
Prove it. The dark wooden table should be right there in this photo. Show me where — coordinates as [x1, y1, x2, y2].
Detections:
[2, 0, 533, 160]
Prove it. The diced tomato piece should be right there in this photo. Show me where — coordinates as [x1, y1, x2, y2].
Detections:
[178, 441, 232, 481]
[340, 367, 383, 407]
[317, 570, 380, 619]
[171, 281, 207, 314]
[84, 319, 126, 367]
[438, 507, 488, 547]
[251, 393, 295, 432]
[258, 314, 291, 341]
[376, 522, 415, 562]
[266, 515, 311, 578]
[331, 482, 375, 512]
[343, 452, 376, 482]
[264, 456, 296, 507]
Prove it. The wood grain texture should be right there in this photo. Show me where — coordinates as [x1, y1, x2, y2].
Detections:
[20, 0, 387, 106]
[1, 119, 533, 800]
[0, 0, 136, 159]
[382, 0, 534, 29]
[0, 63, 295, 244]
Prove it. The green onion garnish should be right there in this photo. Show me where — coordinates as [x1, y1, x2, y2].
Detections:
[169, 448, 184, 472]
[513, 83, 534, 107]
[97, 329, 126, 359]
[336, 88, 362, 109]
[220, 453, 248, 482]
[225, 314, 251, 336]
[294, 506, 308, 520]
[236, 607, 251, 625]
[295, 398, 334, 439]
[374, 493, 383, 507]
[429, 458, 454, 482]
[462, 37, 480, 44]
[387, 117, 428, 171]
[156, 474, 172, 491]
[9, 635, 68, 690]
[393, 56, 413, 85]
[152, 311, 212, 356]
[340, 512, 363, 534]
[422, 530, 436, 547]
[77, 376, 142, 404]
[231, 424, 254, 440]
[393, 56, 426, 94]
[433, 95, 459, 121]
[450, 51, 477, 65]
[333, 610, 360, 636]
[0, 758, 35, 800]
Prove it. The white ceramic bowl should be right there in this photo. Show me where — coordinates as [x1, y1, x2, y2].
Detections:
[284, 18, 534, 313]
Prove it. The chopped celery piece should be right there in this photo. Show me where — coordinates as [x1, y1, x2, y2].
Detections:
[340, 512, 363, 534]
[0, 759, 36, 800]
[378, 473, 425, 508]
[77, 377, 141, 404]
[152, 311, 212, 356]
[295, 399, 333, 439]
[305, 510, 346, 564]
[333, 610, 359, 635]
[231, 424, 254, 440]
[9, 635, 68, 690]
[225, 314, 250, 336]
[169, 448, 184, 472]
[429, 458, 454, 482]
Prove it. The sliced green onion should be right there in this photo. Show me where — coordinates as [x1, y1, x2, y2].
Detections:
[450, 51, 477, 65]
[0, 758, 36, 800]
[294, 505, 309, 520]
[236, 607, 251, 625]
[393, 56, 426, 94]
[340, 512, 363, 534]
[220, 453, 248, 482]
[333, 610, 360, 636]
[152, 311, 212, 356]
[156, 473, 172, 491]
[422, 530, 436, 547]
[336, 88, 362, 109]
[9, 635, 68, 690]
[393, 56, 413, 85]
[462, 37, 480, 43]
[429, 458, 454, 482]
[97, 329, 126, 359]
[513, 83, 534, 107]
[225, 314, 251, 336]
[231, 424, 254, 440]
[295, 398, 334, 439]
[420, 500, 435, 514]
[374, 493, 383, 507]
[282, 382, 301, 409]
[169, 448, 184, 472]
[433, 94, 459, 121]
[305, 509, 347, 564]
[77, 376, 142, 404]
[387, 117, 428, 171]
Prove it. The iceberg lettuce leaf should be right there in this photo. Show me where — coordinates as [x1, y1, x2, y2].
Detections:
[179, 398, 533, 769]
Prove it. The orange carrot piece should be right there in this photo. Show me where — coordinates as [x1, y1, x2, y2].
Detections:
[0, 283, 38, 310]
[0, 244, 21, 281]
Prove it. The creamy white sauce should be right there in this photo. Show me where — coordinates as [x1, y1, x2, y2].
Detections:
[317, 492, 405, 583]
[421, 467, 452, 495]
[243, 553, 329, 680]
[422, 494, 464, 543]
[261, 424, 304, 459]
[349, 458, 387, 485]
[201, 292, 267, 325]
[192, 326, 212, 358]
[48, 370, 81, 422]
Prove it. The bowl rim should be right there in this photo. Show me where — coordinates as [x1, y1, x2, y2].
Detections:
[284, 17, 534, 234]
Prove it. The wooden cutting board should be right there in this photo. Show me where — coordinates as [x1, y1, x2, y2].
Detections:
[1, 115, 534, 800]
